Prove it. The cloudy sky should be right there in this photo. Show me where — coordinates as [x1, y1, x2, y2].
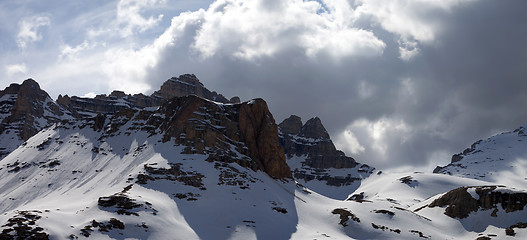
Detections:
[1, 0, 526, 171]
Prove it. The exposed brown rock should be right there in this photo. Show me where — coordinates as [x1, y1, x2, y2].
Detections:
[57, 94, 149, 118]
[428, 187, 479, 219]
[429, 186, 527, 219]
[238, 99, 290, 179]
[299, 117, 330, 139]
[332, 208, 360, 226]
[139, 95, 291, 179]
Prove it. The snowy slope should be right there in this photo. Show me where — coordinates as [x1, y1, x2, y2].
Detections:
[435, 125, 527, 188]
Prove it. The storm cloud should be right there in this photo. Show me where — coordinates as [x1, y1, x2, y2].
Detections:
[1, 0, 527, 170]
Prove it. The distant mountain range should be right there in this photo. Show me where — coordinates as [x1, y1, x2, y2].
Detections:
[0, 75, 526, 239]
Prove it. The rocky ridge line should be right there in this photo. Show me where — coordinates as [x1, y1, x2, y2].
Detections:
[56, 74, 240, 118]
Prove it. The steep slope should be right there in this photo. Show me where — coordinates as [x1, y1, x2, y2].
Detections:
[0, 79, 72, 159]
[434, 125, 527, 188]
[279, 115, 373, 199]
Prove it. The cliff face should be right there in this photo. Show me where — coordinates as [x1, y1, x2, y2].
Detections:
[278, 115, 373, 195]
[0, 79, 70, 158]
[156, 96, 290, 179]
[428, 186, 527, 219]
[99, 96, 291, 179]
[279, 115, 358, 169]
[152, 74, 239, 103]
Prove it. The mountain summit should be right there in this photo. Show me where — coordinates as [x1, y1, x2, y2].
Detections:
[0, 79, 71, 158]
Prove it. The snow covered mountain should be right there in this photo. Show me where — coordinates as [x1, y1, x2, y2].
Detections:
[434, 125, 527, 188]
[1, 76, 527, 239]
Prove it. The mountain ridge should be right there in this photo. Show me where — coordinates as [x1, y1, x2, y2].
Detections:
[0, 75, 527, 239]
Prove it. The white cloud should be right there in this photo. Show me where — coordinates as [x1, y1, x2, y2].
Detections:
[335, 129, 365, 155]
[81, 92, 97, 98]
[102, 45, 159, 94]
[190, 0, 385, 60]
[59, 40, 96, 61]
[340, 117, 412, 161]
[91, 0, 388, 94]
[398, 38, 420, 60]
[5, 63, 27, 77]
[16, 15, 50, 49]
[354, 0, 476, 59]
[117, 0, 166, 37]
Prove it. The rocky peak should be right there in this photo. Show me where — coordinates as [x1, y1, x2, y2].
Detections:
[278, 115, 302, 135]
[2, 83, 22, 95]
[278, 115, 372, 192]
[0, 79, 66, 135]
[152, 74, 240, 104]
[299, 117, 330, 140]
[10, 79, 50, 118]
[0, 79, 70, 158]
[278, 115, 360, 169]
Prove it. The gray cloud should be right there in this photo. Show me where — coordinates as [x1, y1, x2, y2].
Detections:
[138, 0, 527, 170]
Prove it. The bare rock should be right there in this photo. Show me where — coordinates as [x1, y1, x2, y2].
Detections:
[152, 74, 234, 104]
[145, 95, 290, 179]
[429, 186, 527, 219]
[278, 115, 358, 169]
[0, 79, 71, 158]
[238, 99, 291, 179]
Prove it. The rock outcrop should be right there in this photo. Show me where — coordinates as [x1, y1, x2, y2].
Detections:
[428, 186, 527, 219]
[278, 115, 373, 191]
[279, 115, 358, 169]
[104, 95, 291, 179]
[156, 96, 290, 179]
[0, 79, 71, 158]
[57, 74, 240, 118]
[152, 74, 239, 104]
